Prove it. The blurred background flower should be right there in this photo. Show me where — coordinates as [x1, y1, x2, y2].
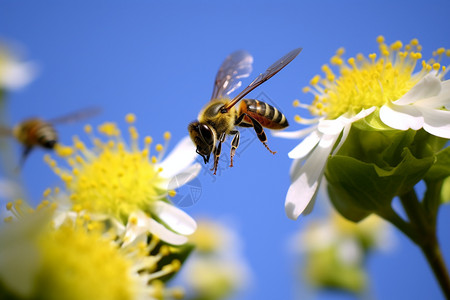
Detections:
[0, 43, 37, 92]
[289, 196, 394, 298]
[177, 218, 252, 300]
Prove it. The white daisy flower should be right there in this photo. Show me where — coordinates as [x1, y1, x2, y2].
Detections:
[274, 36, 450, 220]
[45, 113, 200, 245]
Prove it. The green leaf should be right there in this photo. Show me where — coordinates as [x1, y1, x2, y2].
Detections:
[425, 146, 450, 182]
[326, 148, 434, 222]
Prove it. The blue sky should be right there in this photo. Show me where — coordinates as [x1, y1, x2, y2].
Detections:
[1, 1, 450, 299]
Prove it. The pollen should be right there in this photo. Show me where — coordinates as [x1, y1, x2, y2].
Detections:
[125, 113, 136, 124]
[299, 37, 449, 120]
[164, 131, 171, 140]
[46, 114, 170, 223]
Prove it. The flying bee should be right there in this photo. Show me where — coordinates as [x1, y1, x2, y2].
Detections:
[188, 48, 302, 174]
[0, 107, 101, 167]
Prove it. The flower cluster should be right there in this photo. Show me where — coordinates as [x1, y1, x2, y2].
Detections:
[275, 36, 450, 220]
[1, 200, 185, 300]
[0, 114, 202, 299]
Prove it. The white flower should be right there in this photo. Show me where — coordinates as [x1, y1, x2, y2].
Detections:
[46, 115, 200, 245]
[274, 37, 450, 220]
[0, 44, 37, 90]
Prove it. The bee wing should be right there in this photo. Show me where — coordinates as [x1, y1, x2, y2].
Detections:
[223, 48, 302, 111]
[211, 50, 253, 100]
[0, 125, 13, 136]
[47, 107, 102, 125]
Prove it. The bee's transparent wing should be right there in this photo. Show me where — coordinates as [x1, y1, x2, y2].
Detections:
[0, 125, 12, 136]
[211, 50, 253, 100]
[48, 107, 102, 125]
[224, 48, 302, 111]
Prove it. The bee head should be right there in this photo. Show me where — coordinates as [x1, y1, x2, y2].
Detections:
[42, 140, 57, 149]
[188, 121, 216, 164]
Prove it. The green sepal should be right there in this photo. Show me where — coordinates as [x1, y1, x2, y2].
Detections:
[156, 241, 195, 282]
[425, 146, 450, 182]
[326, 148, 434, 222]
[353, 109, 392, 132]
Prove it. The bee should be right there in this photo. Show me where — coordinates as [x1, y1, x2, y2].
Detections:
[188, 48, 302, 174]
[0, 107, 101, 167]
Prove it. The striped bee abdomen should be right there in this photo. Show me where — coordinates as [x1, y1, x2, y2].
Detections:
[237, 99, 289, 130]
[14, 118, 58, 149]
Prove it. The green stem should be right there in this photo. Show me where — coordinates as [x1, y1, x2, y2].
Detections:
[423, 180, 443, 226]
[420, 234, 450, 299]
[376, 206, 419, 243]
[398, 189, 450, 299]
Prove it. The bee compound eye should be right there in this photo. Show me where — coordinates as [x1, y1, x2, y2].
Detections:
[199, 124, 213, 144]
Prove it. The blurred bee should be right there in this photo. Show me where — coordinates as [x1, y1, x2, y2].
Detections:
[0, 107, 101, 167]
[188, 48, 302, 174]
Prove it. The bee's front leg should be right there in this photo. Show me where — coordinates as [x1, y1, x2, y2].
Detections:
[229, 130, 240, 167]
[210, 132, 226, 175]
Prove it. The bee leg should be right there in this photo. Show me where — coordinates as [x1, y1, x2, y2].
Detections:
[17, 146, 33, 171]
[229, 130, 240, 167]
[236, 113, 276, 155]
[211, 133, 226, 175]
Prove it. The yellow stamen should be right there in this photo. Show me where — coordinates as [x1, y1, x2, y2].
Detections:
[297, 37, 447, 120]
[125, 113, 136, 124]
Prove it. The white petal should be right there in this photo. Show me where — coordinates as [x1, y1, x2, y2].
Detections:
[165, 163, 201, 190]
[123, 211, 151, 247]
[271, 125, 317, 139]
[318, 119, 345, 135]
[379, 102, 423, 130]
[158, 136, 198, 179]
[349, 106, 377, 122]
[285, 133, 338, 220]
[331, 122, 350, 156]
[395, 74, 442, 105]
[329, 107, 376, 156]
[152, 201, 197, 235]
[419, 106, 450, 139]
[415, 79, 450, 108]
[147, 218, 188, 245]
[290, 158, 303, 182]
[288, 130, 321, 159]
[302, 190, 318, 215]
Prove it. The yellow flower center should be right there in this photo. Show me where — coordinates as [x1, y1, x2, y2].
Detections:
[45, 114, 170, 222]
[2, 203, 185, 300]
[36, 221, 136, 300]
[299, 36, 449, 120]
